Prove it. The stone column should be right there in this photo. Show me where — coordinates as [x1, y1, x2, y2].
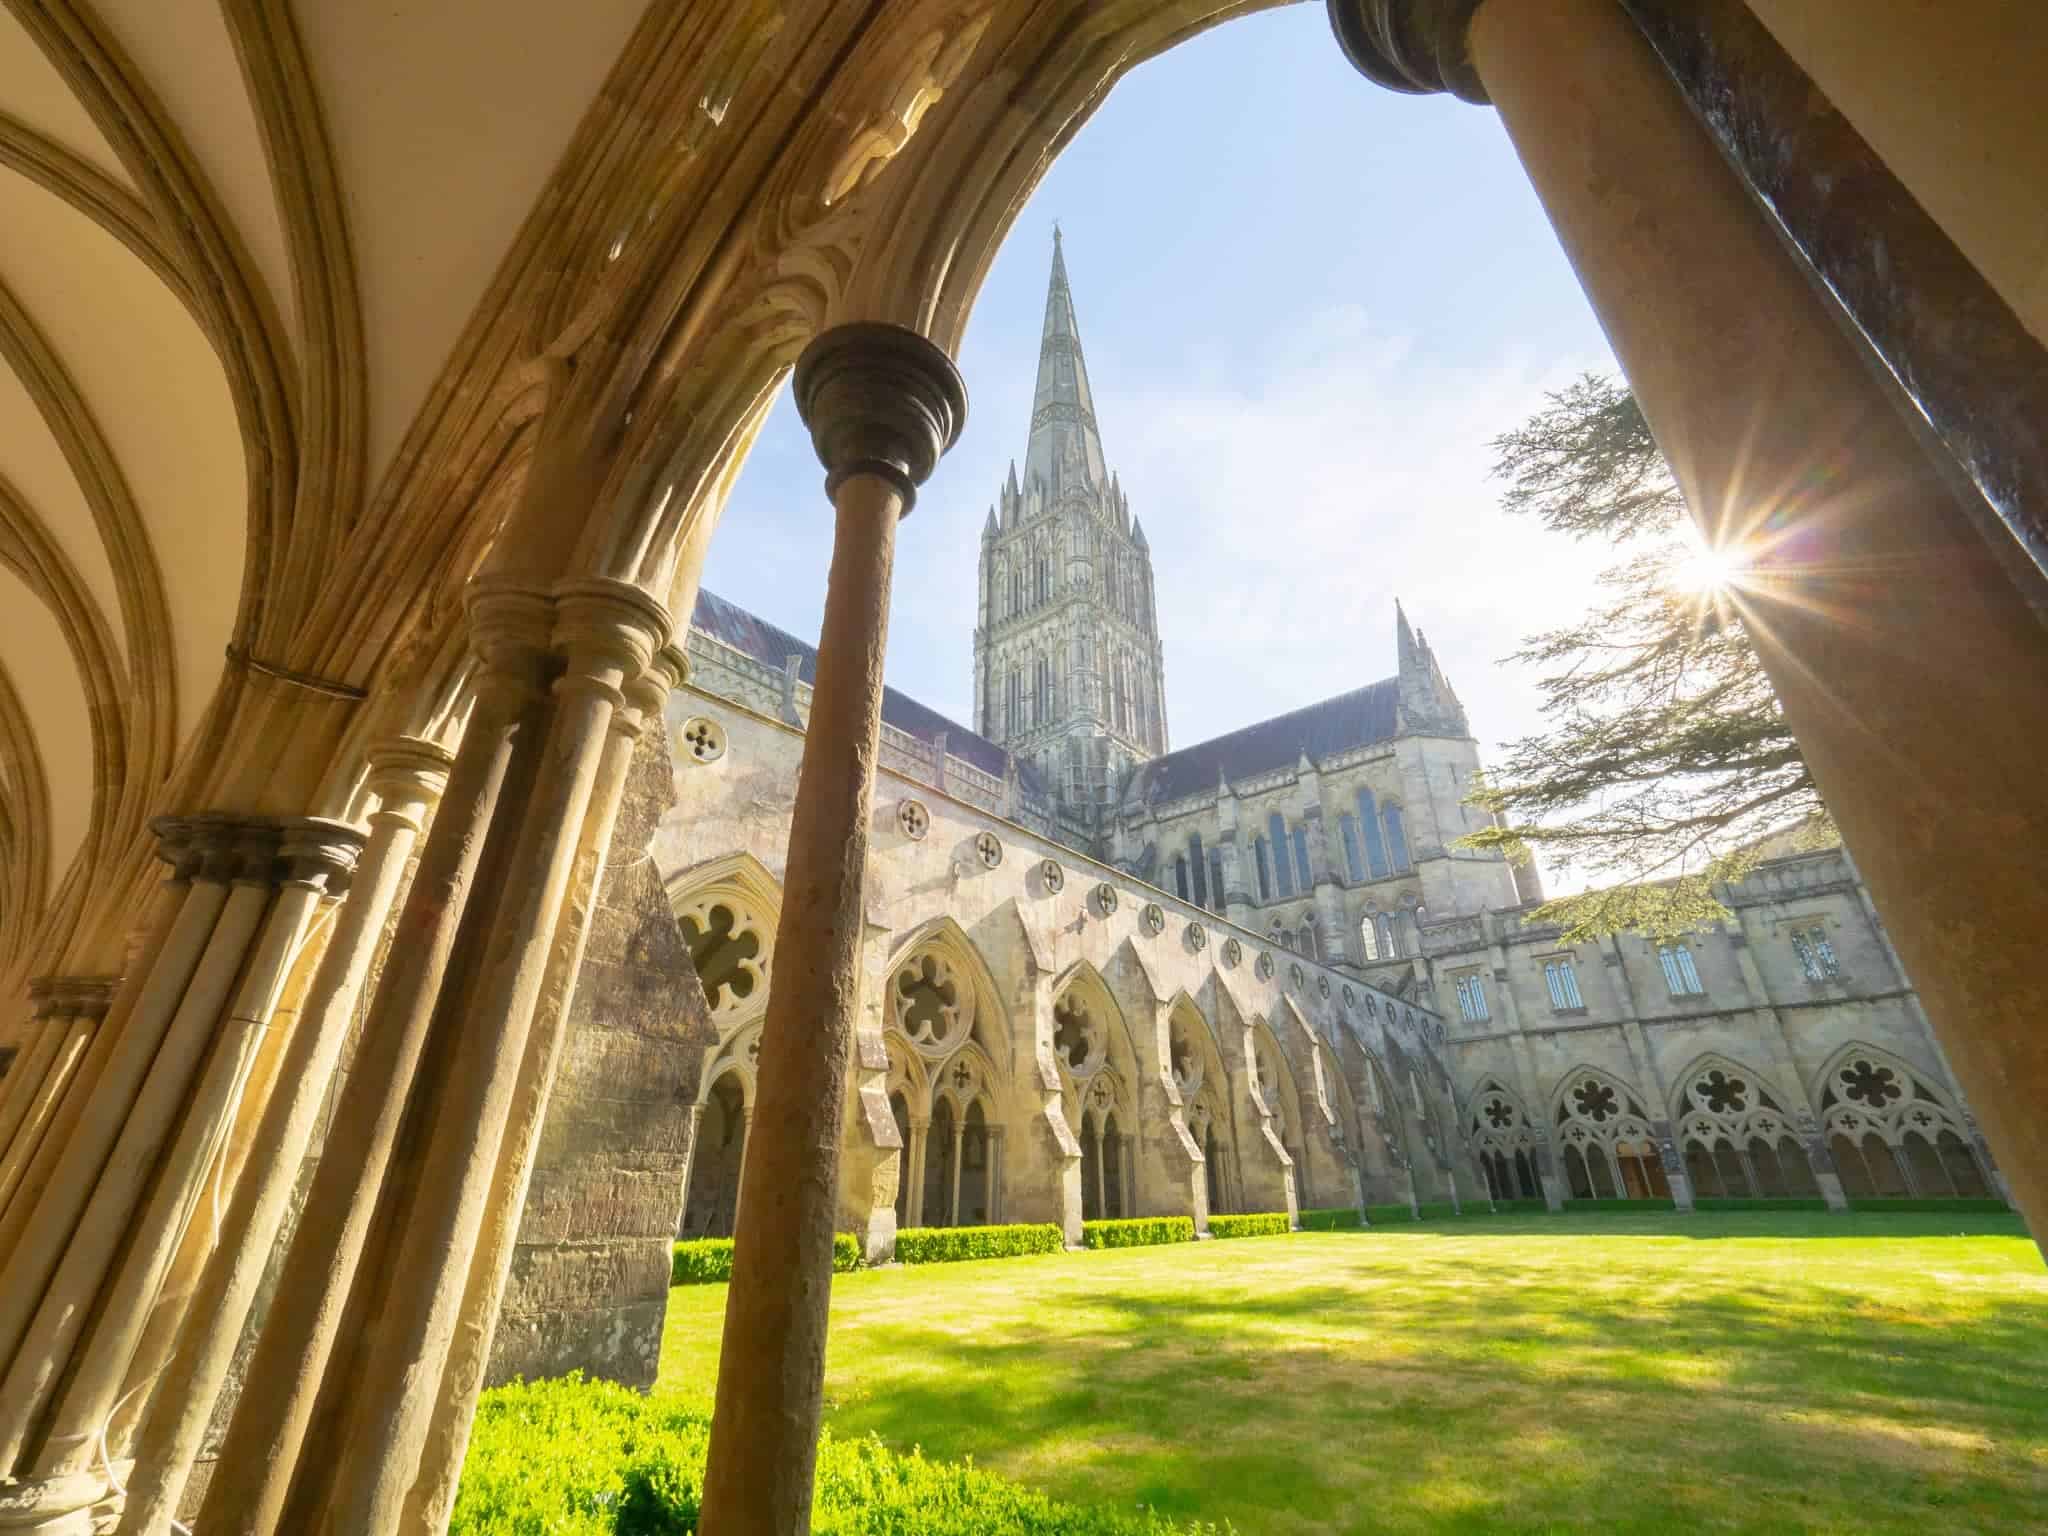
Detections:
[0, 988, 65, 1158]
[732, 1106, 755, 1227]
[313, 581, 663, 1536]
[906, 1121, 928, 1229]
[0, 983, 114, 1220]
[0, 817, 287, 1492]
[1331, 0, 2048, 1237]
[947, 1120, 965, 1228]
[1091, 1124, 1107, 1218]
[400, 648, 680, 1536]
[199, 589, 555, 1536]
[990, 1128, 1005, 1223]
[113, 740, 451, 1536]
[11, 822, 362, 1523]
[0, 850, 192, 1240]
[699, 322, 965, 1536]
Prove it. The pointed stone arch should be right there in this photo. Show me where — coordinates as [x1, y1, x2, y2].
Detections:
[1811, 1042, 1994, 1200]
[882, 914, 1011, 1084]
[1668, 1051, 1817, 1200]
[1167, 991, 1235, 1216]
[1052, 958, 1138, 1222]
[665, 850, 781, 1035]
[1465, 1077, 1542, 1203]
[1552, 1064, 1669, 1202]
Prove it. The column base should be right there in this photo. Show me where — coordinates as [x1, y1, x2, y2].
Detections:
[1816, 1171, 1850, 1212]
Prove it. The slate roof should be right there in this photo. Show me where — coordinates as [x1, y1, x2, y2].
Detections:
[1124, 677, 1401, 805]
[690, 588, 1034, 787]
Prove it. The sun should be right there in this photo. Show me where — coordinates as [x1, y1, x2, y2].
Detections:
[1674, 540, 1746, 596]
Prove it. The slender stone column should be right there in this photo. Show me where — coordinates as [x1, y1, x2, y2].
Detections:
[0, 984, 113, 1220]
[0, 819, 279, 1480]
[1332, 0, 2048, 1239]
[700, 323, 965, 1535]
[907, 1122, 927, 1228]
[314, 582, 663, 1536]
[732, 1105, 755, 1228]
[1092, 1126, 1107, 1219]
[0, 989, 64, 1157]
[948, 1120, 965, 1227]
[113, 740, 451, 1536]
[0, 823, 211, 1317]
[400, 648, 679, 1536]
[199, 593, 553, 1536]
[991, 1127, 1005, 1222]
[0, 864, 190, 1234]
[23, 822, 361, 1506]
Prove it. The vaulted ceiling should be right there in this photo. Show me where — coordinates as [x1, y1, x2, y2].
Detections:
[0, 0, 648, 953]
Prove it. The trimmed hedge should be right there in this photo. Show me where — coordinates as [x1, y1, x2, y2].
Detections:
[1692, 1197, 1831, 1212]
[1365, 1202, 1420, 1224]
[895, 1223, 1064, 1264]
[1488, 1198, 1550, 1214]
[453, 1375, 1217, 1535]
[1848, 1197, 2010, 1214]
[1297, 1207, 1364, 1231]
[1081, 1216, 1195, 1250]
[672, 1233, 861, 1286]
[1207, 1212, 1290, 1239]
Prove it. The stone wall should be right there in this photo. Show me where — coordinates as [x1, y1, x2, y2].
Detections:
[485, 721, 714, 1390]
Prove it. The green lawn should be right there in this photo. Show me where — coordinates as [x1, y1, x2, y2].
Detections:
[658, 1213, 2048, 1534]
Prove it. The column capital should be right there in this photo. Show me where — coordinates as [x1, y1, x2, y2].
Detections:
[30, 975, 120, 1019]
[1326, 0, 1488, 102]
[365, 737, 456, 826]
[278, 817, 370, 898]
[551, 578, 670, 709]
[791, 323, 967, 514]
[464, 580, 556, 693]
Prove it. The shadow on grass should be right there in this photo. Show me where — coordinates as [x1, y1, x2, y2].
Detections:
[662, 1214, 2048, 1534]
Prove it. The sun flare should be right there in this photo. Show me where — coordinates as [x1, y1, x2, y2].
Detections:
[1674, 541, 1747, 596]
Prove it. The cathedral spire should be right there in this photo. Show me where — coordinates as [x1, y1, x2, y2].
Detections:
[1024, 226, 1108, 495]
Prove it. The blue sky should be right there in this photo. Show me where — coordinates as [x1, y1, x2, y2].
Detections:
[702, 5, 1620, 817]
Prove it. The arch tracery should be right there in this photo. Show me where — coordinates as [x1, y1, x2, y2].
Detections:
[1670, 1053, 1817, 1200]
[1812, 1043, 1991, 1199]
[1553, 1066, 1669, 1201]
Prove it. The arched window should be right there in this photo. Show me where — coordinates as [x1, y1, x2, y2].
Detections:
[1207, 850, 1226, 913]
[1339, 813, 1365, 881]
[1377, 912, 1399, 959]
[1359, 914, 1381, 961]
[1173, 857, 1189, 901]
[1356, 789, 1391, 878]
[1034, 656, 1053, 724]
[1291, 825, 1312, 890]
[1188, 833, 1208, 907]
[1036, 555, 1050, 606]
[1005, 669, 1023, 736]
[1268, 813, 1295, 898]
[1383, 801, 1411, 871]
[1011, 568, 1024, 616]
[1253, 837, 1272, 902]
[1300, 923, 1319, 959]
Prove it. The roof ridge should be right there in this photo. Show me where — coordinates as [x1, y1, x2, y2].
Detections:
[1148, 675, 1398, 764]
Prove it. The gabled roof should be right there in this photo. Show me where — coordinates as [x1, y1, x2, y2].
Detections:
[1122, 678, 1401, 806]
[690, 588, 1039, 788]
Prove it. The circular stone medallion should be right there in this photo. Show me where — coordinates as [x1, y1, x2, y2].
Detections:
[1255, 951, 1275, 981]
[896, 798, 930, 840]
[1092, 882, 1119, 917]
[1040, 857, 1065, 893]
[1222, 936, 1243, 968]
[1142, 903, 1166, 936]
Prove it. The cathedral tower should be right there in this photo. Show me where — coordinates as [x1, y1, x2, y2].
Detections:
[974, 230, 1169, 817]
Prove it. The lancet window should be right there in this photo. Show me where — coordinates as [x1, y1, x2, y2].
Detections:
[1356, 789, 1391, 878]
[1268, 813, 1295, 899]
[1382, 802, 1411, 872]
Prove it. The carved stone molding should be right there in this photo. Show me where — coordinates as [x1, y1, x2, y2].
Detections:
[791, 322, 968, 513]
[1325, 0, 1488, 102]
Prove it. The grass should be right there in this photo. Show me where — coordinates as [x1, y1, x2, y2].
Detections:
[656, 1212, 2048, 1534]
